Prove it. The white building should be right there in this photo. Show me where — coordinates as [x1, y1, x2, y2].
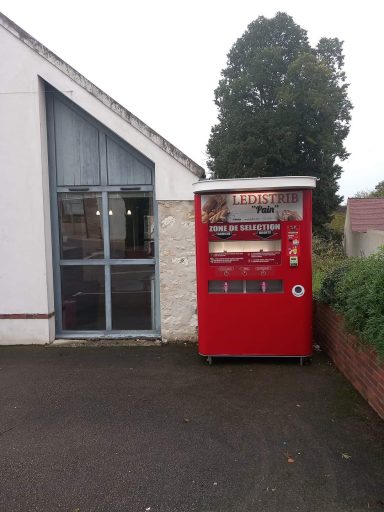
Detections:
[344, 198, 384, 257]
[0, 13, 204, 344]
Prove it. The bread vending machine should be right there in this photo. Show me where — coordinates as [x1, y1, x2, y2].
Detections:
[193, 177, 317, 364]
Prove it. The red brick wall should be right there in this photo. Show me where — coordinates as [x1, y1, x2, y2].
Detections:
[314, 301, 384, 421]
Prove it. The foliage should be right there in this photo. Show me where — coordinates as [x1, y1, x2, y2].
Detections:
[312, 234, 346, 295]
[374, 180, 384, 197]
[318, 250, 384, 358]
[328, 208, 346, 235]
[316, 257, 353, 303]
[354, 180, 384, 198]
[207, 12, 352, 232]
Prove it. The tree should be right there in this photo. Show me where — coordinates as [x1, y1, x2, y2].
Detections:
[354, 180, 384, 198]
[207, 12, 352, 231]
[373, 180, 384, 197]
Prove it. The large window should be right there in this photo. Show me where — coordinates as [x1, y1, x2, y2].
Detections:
[47, 87, 158, 336]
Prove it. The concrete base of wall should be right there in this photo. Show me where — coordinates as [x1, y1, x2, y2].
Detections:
[314, 301, 384, 421]
[0, 317, 54, 345]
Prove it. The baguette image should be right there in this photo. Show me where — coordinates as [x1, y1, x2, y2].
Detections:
[201, 195, 230, 223]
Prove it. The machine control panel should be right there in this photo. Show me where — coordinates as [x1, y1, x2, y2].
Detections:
[201, 190, 304, 281]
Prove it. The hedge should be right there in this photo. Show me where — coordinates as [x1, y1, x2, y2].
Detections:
[317, 249, 384, 359]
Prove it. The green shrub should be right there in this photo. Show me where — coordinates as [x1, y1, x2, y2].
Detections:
[334, 250, 384, 358]
[312, 234, 345, 295]
[318, 249, 384, 358]
[317, 258, 355, 305]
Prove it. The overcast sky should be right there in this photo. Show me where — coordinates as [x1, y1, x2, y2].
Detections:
[1, 0, 383, 201]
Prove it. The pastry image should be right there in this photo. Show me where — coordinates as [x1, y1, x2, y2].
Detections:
[277, 209, 302, 221]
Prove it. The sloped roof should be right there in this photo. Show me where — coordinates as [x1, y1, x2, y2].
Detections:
[348, 198, 384, 232]
[0, 12, 205, 178]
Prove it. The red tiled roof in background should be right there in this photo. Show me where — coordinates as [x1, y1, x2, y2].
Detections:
[348, 198, 384, 232]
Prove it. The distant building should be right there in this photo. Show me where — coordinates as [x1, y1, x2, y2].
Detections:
[344, 198, 384, 257]
[0, 13, 204, 344]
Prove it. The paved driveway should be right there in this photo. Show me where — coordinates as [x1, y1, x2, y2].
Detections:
[0, 345, 383, 512]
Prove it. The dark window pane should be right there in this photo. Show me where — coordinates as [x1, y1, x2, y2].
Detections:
[109, 193, 154, 259]
[61, 266, 105, 330]
[111, 266, 153, 330]
[58, 193, 103, 259]
[208, 280, 244, 293]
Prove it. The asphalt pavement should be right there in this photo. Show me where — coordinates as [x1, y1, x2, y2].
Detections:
[0, 344, 383, 512]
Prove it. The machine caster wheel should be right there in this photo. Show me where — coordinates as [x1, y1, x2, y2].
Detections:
[207, 356, 213, 365]
[300, 356, 312, 366]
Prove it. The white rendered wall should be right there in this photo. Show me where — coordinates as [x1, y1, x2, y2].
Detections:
[364, 230, 384, 256]
[344, 208, 384, 257]
[0, 31, 52, 343]
[0, 24, 199, 344]
[349, 230, 384, 258]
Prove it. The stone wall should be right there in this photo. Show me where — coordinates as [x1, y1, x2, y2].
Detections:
[158, 201, 197, 342]
[314, 301, 384, 421]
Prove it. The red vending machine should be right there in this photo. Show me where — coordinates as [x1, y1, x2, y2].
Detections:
[193, 177, 317, 364]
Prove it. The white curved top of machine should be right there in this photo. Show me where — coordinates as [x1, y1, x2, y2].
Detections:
[193, 176, 317, 193]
